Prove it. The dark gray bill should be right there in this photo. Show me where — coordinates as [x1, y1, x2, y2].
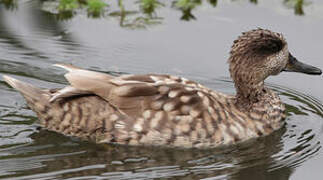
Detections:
[283, 53, 322, 75]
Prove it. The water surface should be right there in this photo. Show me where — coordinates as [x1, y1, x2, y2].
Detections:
[0, 0, 323, 179]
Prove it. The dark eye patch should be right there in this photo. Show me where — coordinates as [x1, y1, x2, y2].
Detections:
[257, 38, 283, 54]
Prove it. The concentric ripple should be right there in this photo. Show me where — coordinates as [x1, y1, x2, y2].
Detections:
[0, 77, 322, 180]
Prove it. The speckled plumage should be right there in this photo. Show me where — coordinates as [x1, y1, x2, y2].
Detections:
[3, 29, 321, 148]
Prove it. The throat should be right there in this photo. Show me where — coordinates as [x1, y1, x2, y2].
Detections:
[235, 81, 267, 109]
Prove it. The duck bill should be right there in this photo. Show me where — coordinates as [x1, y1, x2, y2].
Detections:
[283, 53, 322, 75]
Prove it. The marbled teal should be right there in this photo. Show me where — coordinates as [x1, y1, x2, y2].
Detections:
[3, 29, 322, 148]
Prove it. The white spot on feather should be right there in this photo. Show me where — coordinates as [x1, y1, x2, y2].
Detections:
[115, 121, 125, 129]
[197, 91, 204, 97]
[134, 123, 143, 132]
[180, 95, 191, 103]
[134, 118, 144, 132]
[168, 90, 179, 98]
[158, 86, 170, 94]
[208, 107, 215, 114]
[63, 103, 69, 111]
[230, 125, 239, 135]
[110, 114, 119, 121]
[150, 112, 163, 128]
[143, 110, 152, 119]
[150, 76, 160, 82]
[181, 77, 188, 83]
[190, 109, 201, 118]
[185, 87, 194, 91]
[163, 102, 176, 112]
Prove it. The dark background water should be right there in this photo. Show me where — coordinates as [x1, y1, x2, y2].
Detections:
[0, 0, 322, 179]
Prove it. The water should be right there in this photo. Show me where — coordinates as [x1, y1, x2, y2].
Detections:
[0, 0, 323, 179]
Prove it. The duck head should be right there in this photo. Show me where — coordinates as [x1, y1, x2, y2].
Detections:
[228, 29, 321, 104]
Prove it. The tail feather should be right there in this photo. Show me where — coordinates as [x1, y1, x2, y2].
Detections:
[3, 75, 52, 124]
[3, 75, 44, 101]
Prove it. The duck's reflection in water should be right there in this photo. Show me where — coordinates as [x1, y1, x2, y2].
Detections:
[14, 127, 291, 180]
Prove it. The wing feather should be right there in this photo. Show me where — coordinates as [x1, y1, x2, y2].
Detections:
[53, 64, 161, 116]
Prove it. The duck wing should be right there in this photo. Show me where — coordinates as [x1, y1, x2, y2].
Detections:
[52, 64, 204, 118]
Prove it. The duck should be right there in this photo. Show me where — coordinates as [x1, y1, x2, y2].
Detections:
[2, 29, 322, 148]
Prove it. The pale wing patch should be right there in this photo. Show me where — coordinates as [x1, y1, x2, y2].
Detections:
[54, 64, 113, 80]
[49, 86, 91, 102]
[64, 73, 115, 100]
[110, 79, 146, 86]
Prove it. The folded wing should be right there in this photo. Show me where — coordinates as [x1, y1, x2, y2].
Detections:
[52, 64, 170, 117]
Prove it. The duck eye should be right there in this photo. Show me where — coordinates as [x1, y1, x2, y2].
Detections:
[258, 39, 283, 54]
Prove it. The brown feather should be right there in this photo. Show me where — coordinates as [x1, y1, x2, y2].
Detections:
[3, 29, 291, 148]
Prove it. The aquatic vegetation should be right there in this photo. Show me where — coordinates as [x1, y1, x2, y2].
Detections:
[208, 0, 217, 7]
[57, 0, 107, 17]
[0, 0, 17, 10]
[109, 0, 163, 29]
[249, 0, 258, 4]
[137, 0, 164, 17]
[87, 0, 107, 17]
[174, 0, 201, 11]
[284, 0, 311, 15]
[173, 0, 201, 20]
[58, 0, 79, 11]
[0, 0, 314, 26]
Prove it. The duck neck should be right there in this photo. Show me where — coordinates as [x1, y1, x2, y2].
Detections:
[234, 80, 266, 110]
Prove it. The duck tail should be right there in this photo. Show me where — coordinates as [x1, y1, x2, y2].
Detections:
[3, 75, 59, 128]
[3, 75, 44, 101]
[2, 75, 52, 115]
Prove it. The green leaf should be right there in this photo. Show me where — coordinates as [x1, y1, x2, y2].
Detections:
[87, 0, 107, 17]
[58, 0, 78, 11]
